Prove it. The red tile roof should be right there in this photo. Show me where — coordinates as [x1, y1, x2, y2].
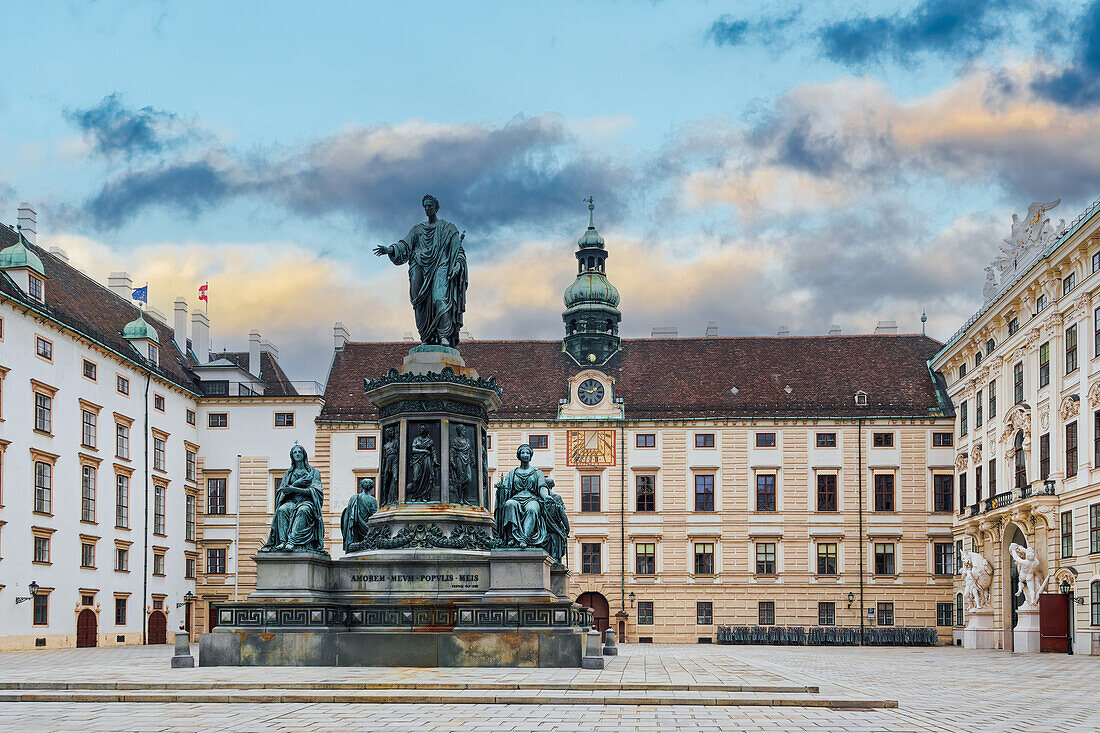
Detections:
[320, 335, 950, 422]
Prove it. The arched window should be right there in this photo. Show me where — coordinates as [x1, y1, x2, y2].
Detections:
[1091, 581, 1100, 626]
[1014, 431, 1027, 489]
[986, 338, 996, 353]
[955, 592, 964, 626]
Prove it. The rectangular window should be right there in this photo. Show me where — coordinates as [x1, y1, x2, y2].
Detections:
[274, 412, 294, 427]
[933, 474, 954, 513]
[988, 458, 997, 494]
[357, 436, 377, 451]
[186, 450, 196, 482]
[874, 474, 895, 512]
[186, 495, 196, 542]
[755, 432, 776, 447]
[872, 432, 894, 447]
[208, 413, 228, 428]
[207, 478, 227, 515]
[694, 433, 715, 448]
[959, 363, 967, 380]
[115, 547, 129, 572]
[975, 464, 983, 502]
[818, 602, 836, 626]
[1061, 510, 1073, 558]
[34, 392, 51, 433]
[1065, 272, 1077, 294]
[877, 602, 895, 626]
[153, 393, 165, 412]
[958, 472, 968, 510]
[153, 437, 165, 471]
[816, 432, 837, 447]
[976, 391, 983, 427]
[1092, 583, 1100, 627]
[580, 475, 601, 512]
[186, 409, 196, 426]
[116, 423, 130, 459]
[1040, 433, 1051, 481]
[153, 485, 165, 535]
[755, 473, 776, 511]
[696, 601, 713, 625]
[1091, 504, 1100, 554]
[937, 602, 954, 627]
[1067, 325, 1079, 373]
[32, 594, 48, 626]
[1067, 422, 1079, 478]
[694, 474, 714, 511]
[34, 461, 51, 514]
[989, 381, 997, 418]
[874, 542, 896, 575]
[153, 552, 165, 576]
[207, 548, 226, 575]
[81, 409, 97, 448]
[581, 543, 601, 574]
[758, 601, 775, 625]
[755, 542, 776, 575]
[1095, 307, 1100, 357]
[816, 542, 838, 575]
[694, 542, 715, 575]
[816, 473, 838, 512]
[959, 400, 967, 436]
[635, 543, 656, 575]
[186, 556, 196, 580]
[635, 433, 655, 448]
[33, 535, 50, 563]
[934, 542, 954, 576]
[637, 601, 654, 625]
[1008, 316, 1019, 336]
[1037, 293, 1049, 313]
[81, 465, 96, 522]
[115, 474, 129, 528]
[117, 375, 130, 395]
[528, 434, 548, 450]
[115, 597, 127, 625]
[1014, 362, 1024, 404]
[36, 336, 52, 360]
[932, 432, 953, 447]
[635, 475, 655, 512]
[83, 359, 97, 380]
[1039, 342, 1050, 386]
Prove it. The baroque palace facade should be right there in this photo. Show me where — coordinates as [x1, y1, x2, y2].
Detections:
[933, 198, 1100, 654]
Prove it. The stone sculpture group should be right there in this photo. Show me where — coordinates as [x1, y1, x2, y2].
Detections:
[494, 444, 570, 564]
[960, 550, 993, 611]
[1009, 543, 1051, 608]
[259, 444, 327, 555]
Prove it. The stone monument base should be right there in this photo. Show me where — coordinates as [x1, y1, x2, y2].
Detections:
[199, 550, 592, 668]
[1013, 606, 1041, 653]
[963, 609, 996, 650]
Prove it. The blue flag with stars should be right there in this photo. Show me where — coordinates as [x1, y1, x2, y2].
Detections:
[131, 285, 148, 303]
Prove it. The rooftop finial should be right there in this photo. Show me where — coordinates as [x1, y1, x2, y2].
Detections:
[584, 195, 595, 229]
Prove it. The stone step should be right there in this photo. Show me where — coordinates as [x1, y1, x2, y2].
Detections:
[0, 680, 818, 693]
[0, 688, 897, 708]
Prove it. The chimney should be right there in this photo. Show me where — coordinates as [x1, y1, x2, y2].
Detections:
[704, 321, 719, 337]
[173, 298, 188, 356]
[651, 326, 678, 338]
[191, 310, 210, 364]
[249, 330, 262, 377]
[48, 246, 68, 263]
[828, 324, 841, 335]
[333, 322, 350, 351]
[260, 339, 279, 360]
[17, 203, 36, 245]
[108, 272, 133, 301]
[874, 320, 898, 334]
[777, 325, 790, 337]
[145, 306, 167, 324]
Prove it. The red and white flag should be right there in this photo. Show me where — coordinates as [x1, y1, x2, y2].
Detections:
[198, 283, 208, 302]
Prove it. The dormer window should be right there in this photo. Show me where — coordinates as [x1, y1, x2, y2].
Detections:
[28, 273, 44, 302]
[854, 391, 868, 406]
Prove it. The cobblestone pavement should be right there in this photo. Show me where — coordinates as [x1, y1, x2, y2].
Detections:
[0, 643, 1097, 732]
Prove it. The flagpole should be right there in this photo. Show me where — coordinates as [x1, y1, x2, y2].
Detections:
[205, 281, 209, 315]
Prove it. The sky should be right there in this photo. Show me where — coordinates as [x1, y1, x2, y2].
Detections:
[4, 0, 1100, 381]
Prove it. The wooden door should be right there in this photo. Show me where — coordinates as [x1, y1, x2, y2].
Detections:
[1039, 593, 1069, 653]
[76, 609, 97, 648]
[577, 592, 610, 641]
[147, 611, 167, 644]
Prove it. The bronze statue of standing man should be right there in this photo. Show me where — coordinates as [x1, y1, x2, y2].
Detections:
[374, 195, 468, 347]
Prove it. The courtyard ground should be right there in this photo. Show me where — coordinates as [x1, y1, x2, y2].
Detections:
[0, 642, 1096, 732]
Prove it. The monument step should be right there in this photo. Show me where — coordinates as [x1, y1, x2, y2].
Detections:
[0, 688, 896, 708]
[0, 680, 819, 693]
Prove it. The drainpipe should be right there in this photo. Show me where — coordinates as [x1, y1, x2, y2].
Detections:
[141, 372, 151, 645]
[858, 417, 865, 645]
[619, 416, 626, 626]
[234, 454, 242, 602]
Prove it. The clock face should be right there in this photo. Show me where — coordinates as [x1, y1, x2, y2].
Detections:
[577, 378, 605, 406]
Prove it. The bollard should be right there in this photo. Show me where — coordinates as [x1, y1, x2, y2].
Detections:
[170, 631, 195, 668]
[581, 629, 605, 669]
[602, 627, 618, 656]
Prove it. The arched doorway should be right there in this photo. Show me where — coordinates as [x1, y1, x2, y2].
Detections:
[577, 592, 610, 641]
[76, 609, 97, 648]
[147, 611, 167, 644]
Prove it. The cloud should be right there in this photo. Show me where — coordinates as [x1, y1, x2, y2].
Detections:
[65, 93, 199, 159]
[76, 114, 630, 236]
[1031, 0, 1100, 107]
[707, 8, 802, 48]
[818, 0, 1021, 67]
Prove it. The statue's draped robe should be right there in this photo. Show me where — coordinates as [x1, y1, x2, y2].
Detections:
[406, 434, 436, 501]
[495, 465, 549, 548]
[262, 466, 325, 552]
[341, 491, 378, 551]
[449, 433, 475, 504]
[387, 218, 467, 346]
[380, 438, 400, 506]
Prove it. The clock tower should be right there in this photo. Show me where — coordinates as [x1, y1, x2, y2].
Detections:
[562, 198, 622, 366]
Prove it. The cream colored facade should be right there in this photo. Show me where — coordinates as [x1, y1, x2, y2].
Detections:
[933, 199, 1100, 654]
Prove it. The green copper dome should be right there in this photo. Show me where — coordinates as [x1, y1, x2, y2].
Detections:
[0, 231, 45, 276]
[564, 272, 620, 308]
[122, 314, 159, 343]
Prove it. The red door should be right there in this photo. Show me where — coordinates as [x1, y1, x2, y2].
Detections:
[1039, 593, 1069, 653]
[147, 611, 167, 644]
[577, 592, 610, 641]
[76, 609, 97, 648]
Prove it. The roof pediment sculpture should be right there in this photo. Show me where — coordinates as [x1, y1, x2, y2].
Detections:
[1060, 395, 1080, 422]
[1000, 404, 1031, 448]
[961, 551, 994, 611]
[984, 200, 1066, 304]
